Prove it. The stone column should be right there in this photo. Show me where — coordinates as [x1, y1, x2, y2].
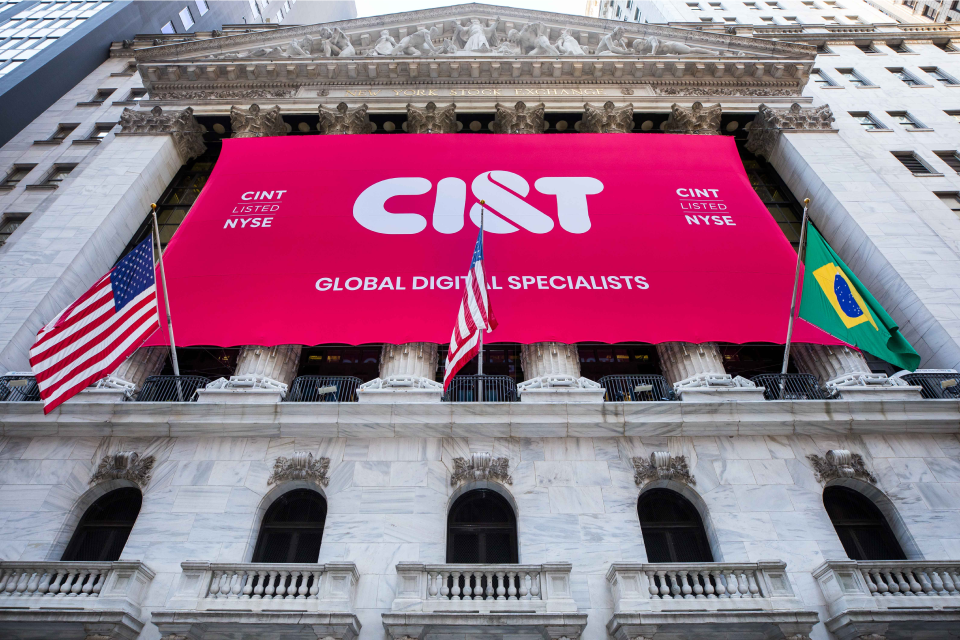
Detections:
[198, 105, 298, 403]
[746, 103, 921, 400]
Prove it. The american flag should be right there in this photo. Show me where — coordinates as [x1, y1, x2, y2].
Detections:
[443, 228, 497, 391]
[29, 238, 160, 413]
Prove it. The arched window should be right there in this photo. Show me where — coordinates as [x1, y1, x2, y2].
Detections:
[638, 488, 713, 563]
[252, 489, 327, 563]
[823, 486, 906, 561]
[61, 488, 142, 562]
[447, 489, 518, 563]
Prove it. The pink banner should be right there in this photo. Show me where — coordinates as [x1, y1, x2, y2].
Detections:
[146, 133, 842, 347]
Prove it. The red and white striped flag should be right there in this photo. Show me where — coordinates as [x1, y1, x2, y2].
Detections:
[29, 237, 160, 413]
[443, 227, 497, 391]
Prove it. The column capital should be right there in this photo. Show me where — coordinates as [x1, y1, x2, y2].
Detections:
[406, 101, 458, 133]
[229, 103, 286, 138]
[117, 105, 206, 161]
[746, 102, 835, 157]
[663, 101, 722, 135]
[491, 101, 546, 134]
[319, 102, 375, 134]
[581, 101, 633, 133]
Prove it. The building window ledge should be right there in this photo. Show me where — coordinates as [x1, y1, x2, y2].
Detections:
[912, 172, 946, 177]
[24, 184, 58, 191]
[0, 185, 15, 192]
[110, 71, 136, 77]
[32, 139, 63, 146]
[820, 85, 846, 89]
[72, 139, 103, 145]
[909, 84, 934, 88]
[112, 100, 139, 106]
[866, 128, 894, 132]
[855, 85, 881, 89]
[905, 128, 935, 132]
[75, 101, 106, 107]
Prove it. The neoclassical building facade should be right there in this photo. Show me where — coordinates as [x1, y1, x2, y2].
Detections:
[1, 4, 960, 640]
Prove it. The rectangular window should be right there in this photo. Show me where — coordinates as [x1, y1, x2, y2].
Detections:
[888, 67, 925, 86]
[813, 69, 836, 86]
[724, 16, 738, 21]
[42, 163, 76, 186]
[49, 123, 77, 140]
[0, 213, 27, 246]
[817, 43, 832, 54]
[838, 68, 871, 86]
[700, 16, 714, 21]
[922, 67, 960, 85]
[893, 152, 934, 174]
[283, 0, 291, 11]
[822, 15, 837, 23]
[888, 111, 926, 129]
[935, 151, 960, 173]
[90, 88, 115, 103]
[195, 0, 210, 16]
[687, 2, 702, 9]
[938, 192, 960, 214]
[850, 112, 884, 129]
[87, 123, 115, 140]
[856, 43, 876, 53]
[1, 164, 34, 187]
[946, 110, 960, 122]
[160, 21, 176, 35]
[890, 41, 911, 53]
[935, 42, 957, 52]
[276, 8, 283, 21]
[782, 16, 798, 22]
[761, 15, 774, 22]
[179, 7, 194, 30]
[128, 88, 148, 102]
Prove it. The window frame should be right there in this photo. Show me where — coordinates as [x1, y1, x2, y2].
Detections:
[934, 151, 960, 173]
[812, 68, 838, 86]
[849, 111, 886, 130]
[0, 163, 35, 188]
[0, 211, 28, 246]
[179, 6, 195, 30]
[195, 0, 210, 16]
[446, 489, 519, 564]
[837, 67, 873, 86]
[921, 66, 960, 86]
[936, 191, 960, 214]
[40, 162, 77, 187]
[61, 488, 143, 562]
[892, 151, 938, 175]
[887, 67, 929, 87]
[887, 111, 928, 130]
[638, 488, 714, 563]
[252, 489, 327, 564]
[160, 21, 176, 35]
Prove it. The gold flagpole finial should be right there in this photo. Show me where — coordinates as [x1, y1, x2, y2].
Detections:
[803, 198, 810, 206]
[150, 203, 158, 211]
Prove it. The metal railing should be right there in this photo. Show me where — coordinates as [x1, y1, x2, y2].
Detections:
[898, 372, 960, 399]
[287, 375, 363, 402]
[597, 375, 673, 401]
[135, 375, 209, 402]
[0, 375, 40, 402]
[751, 373, 828, 400]
[443, 375, 518, 402]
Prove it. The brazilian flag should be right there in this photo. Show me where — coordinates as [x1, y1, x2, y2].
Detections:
[799, 223, 920, 371]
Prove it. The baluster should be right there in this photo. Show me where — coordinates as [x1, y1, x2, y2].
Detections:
[895, 571, 911, 596]
[0, 569, 10, 594]
[939, 568, 957, 595]
[440, 571, 451, 599]
[747, 570, 761, 598]
[280, 570, 292, 598]
[529, 572, 541, 598]
[80, 571, 96, 596]
[712, 570, 727, 598]
[496, 571, 506, 599]
[519, 572, 530, 599]
[264, 570, 278, 599]
[646, 571, 659, 598]
[229, 572, 242, 598]
[874, 570, 891, 596]
[69, 571, 86, 596]
[35, 572, 51, 596]
[241, 570, 254, 599]
[692, 570, 704, 599]
[253, 570, 266, 599]
[428, 572, 439, 598]
[656, 570, 670, 598]
[678, 570, 693, 599]
[15, 570, 31, 596]
[299, 571, 310, 598]
[310, 571, 322, 598]
[450, 571, 461, 599]
[507, 571, 518, 600]
[927, 568, 944, 595]
[949, 568, 960, 595]
[26, 571, 41, 596]
[723, 571, 739, 598]
[90, 571, 105, 597]
[45, 570, 66, 597]
[737, 571, 751, 598]
[208, 571, 221, 598]
[881, 571, 899, 595]
[700, 570, 714, 598]
[905, 569, 923, 595]
[221, 572, 234, 598]
[860, 570, 878, 596]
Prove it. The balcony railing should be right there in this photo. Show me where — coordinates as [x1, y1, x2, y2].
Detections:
[598, 375, 673, 401]
[135, 375, 209, 402]
[442, 375, 518, 402]
[287, 375, 363, 402]
[898, 372, 960, 399]
[751, 373, 828, 400]
[0, 374, 40, 402]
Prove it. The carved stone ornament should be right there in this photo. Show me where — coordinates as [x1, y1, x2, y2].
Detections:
[746, 102, 836, 157]
[654, 87, 799, 98]
[632, 452, 696, 487]
[230, 103, 286, 138]
[491, 101, 546, 134]
[807, 449, 878, 485]
[268, 451, 330, 486]
[451, 452, 513, 486]
[118, 106, 206, 161]
[318, 102, 375, 134]
[151, 89, 294, 101]
[581, 101, 634, 133]
[90, 451, 155, 488]
[407, 102, 457, 133]
[663, 101, 722, 135]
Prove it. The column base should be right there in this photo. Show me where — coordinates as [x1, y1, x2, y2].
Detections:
[69, 388, 130, 403]
[517, 375, 605, 403]
[357, 376, 443, 404]
[196, 388, 285, 404]
[678, 386, 767, 402]
[833, 385, 923, 401]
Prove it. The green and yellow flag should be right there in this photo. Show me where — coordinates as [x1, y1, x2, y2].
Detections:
[799, 223, 920, 371]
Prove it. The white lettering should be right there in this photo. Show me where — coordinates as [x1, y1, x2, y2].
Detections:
[534, 177, 603, 233]
[345, 277, 362, 291]
[470, 171, 554, 234]
[315, 278, 332, 291]
[241, 192, 255, 201]
[353, 177, 431, 234]
[433, 177, 466, 234]
[413, 276, 428, 290]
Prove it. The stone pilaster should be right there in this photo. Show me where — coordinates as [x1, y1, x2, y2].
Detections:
[117, 105, 206, 162]
[580, 102, 634, 133]
[663, 101, 723, 135]
[792, 343, 920, 400]
[745, 103, 835, 158]
[229, 103, 286, 138]
[520, 343, 581, 378]
[380, 342, 439, 380]
[318, 102, 374, 134]
[406, 102, 457, 133]
[491, 101, 546, 134]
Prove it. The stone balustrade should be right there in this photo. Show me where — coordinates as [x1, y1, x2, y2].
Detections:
[426, 565, 542, 602]
[0, 561, 155, 640]
[814, 560, 960, 640]
[607, 561, 819, 640]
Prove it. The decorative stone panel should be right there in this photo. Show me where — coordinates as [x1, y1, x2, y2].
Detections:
[663, 101, 722, 135]
[491, 101, 546, 134]
[407, 102, 457, 133]
[746, 102, 835, 157]
[268, 452, 330, 486]
[90, 451, 155, 488]
[580, 101, 634, 133]
[117, 105, 206, 161]
[451, 452, 512, 486]
[229, 103, 286, 138]
[632, 452, 696, 487]
[807, 449, 877, 485]
[319, 102, 374, 134]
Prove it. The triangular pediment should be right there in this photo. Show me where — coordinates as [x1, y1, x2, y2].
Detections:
[135, 3, 814, 64]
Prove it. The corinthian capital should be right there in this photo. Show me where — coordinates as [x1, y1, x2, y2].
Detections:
[663, 101, 722, 135]
[118, 105, 206, 161]
[319, 102, 374, 134]
[407, 102, 457, 133]
[230, 103, 286, 138]
[491, 101, 546, 134]
[746, 102, 835, 157]
[581, 101, 634, 133]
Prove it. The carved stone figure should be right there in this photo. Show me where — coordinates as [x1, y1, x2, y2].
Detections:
[327, 27, 355, 57]
[391, 26, 444, 55]
[555, 28, 585, 55]
[229, 104, 285, 138]
[632, 36, 713, 56]
[495, 30, 522, 55]
[517, 22, 559, 55]
[491, 101, 546, 134]
[663, 101, 722, 134]
[807, 450, 878, 485]
[455, 16, 501, 52]
[596, 26, 631, 55]
[632, 452, 696, 487]
[118, 106, 206, 161]
[90, 451, 155, 488]
[581, 101, 634, 133]
[368, 29, 398, 55]
[746, 102, 836, 157]
[451, 452, 512, 486]
[318, 102, 374, 134]
[407, 102, 457, 133]
[268, 451, 330, 486]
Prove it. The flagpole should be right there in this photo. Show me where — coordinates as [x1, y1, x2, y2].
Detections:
[477, 200, 485, 401]
[150, 204, 181, 379]
[781, 198, 811, 383]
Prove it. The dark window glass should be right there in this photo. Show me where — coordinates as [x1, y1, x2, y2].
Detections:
[638, 489, 713, 563]
[893, 152, 932, 174]
[823, 486, 906, 560]
[298, 346, 382, 381]
[252, 489, 327, 563]
[447, 489, 518, 563]
[62, 488, 142, 561]
[2, 165, 33, 186]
